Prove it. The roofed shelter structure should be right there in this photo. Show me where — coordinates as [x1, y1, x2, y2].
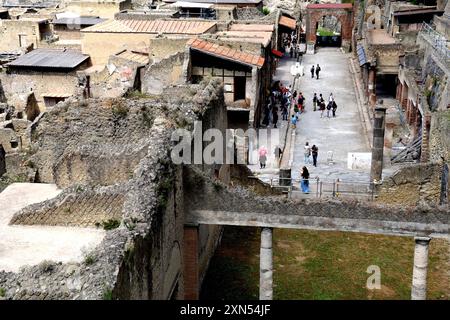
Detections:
[185, 38, 267, 129]
[306, 3, 354, 52]
[2, 49, 91, 109]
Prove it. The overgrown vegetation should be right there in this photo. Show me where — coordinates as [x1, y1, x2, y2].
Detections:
[102, 287, 113, 300]
[262, 7, 270, 15]
[0, 288, 5, 297]
[102, 219, 121, 230]
[127, 90, 151, 99]
[84, 252, 97, 265]
[317, 27, 336, 37]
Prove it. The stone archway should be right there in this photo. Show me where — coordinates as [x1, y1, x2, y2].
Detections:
[306, 3, 354, 51]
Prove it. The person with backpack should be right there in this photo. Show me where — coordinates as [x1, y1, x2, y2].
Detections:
[310, 65, 315, 79]
[304, 142, 311, 164]
[332, 100, 338, 117]
[315, 64, 321, 79]
[320, 100, 326, 118]
[326, 101, 332, 118]
[311, 145, 319, 167]
[312, 93, 318, 111]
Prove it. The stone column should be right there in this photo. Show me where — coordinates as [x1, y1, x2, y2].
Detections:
[259, 227, 273, 300]
[370, 107, 386, 184]
[184, 225, 199, 300]
[411, 237, 431, 300]
[368, 67, 376, 108]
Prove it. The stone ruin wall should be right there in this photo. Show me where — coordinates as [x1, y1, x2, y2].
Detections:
[10, 184, 126, 227]
[0, 79, 228, 300]
[376, 163, 444, 206]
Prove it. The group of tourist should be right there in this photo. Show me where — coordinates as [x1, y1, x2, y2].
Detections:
[313, 92, 338, 118]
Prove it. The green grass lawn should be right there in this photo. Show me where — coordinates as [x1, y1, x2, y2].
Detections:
[200, 227, 449, 300]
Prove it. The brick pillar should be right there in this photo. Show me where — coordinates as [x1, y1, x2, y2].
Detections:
[411, 237, 431, 300]
[370, 107, 386, 184]
[184, 225, 199, 300]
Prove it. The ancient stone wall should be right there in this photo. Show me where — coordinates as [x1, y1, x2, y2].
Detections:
[0, 79, 229, 300]
[429, 110, 450, 163]
[376, 163, 443, 206]
[10, 184, 126, 227]
[142, 52, 185, 95]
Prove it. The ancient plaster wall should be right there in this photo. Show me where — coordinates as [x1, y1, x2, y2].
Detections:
[0, 71, 80, 111]
[142, 52, 185, 95]
[81, 32, 150, 66]
[65, 1, 132, 19]
[0, 20, 41, 51]
[148, 38, 190, 62]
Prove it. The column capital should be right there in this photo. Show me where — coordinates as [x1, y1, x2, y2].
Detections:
[414, 236, 431, 244]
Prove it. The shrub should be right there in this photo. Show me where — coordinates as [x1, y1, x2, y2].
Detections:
[84, 253, 97, 265]
[102, 219, 121, 230]
[0, 288, 6, 297]
[262, 7, 270, 15]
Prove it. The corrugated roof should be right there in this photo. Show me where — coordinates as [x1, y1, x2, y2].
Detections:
[279, 16, 296, 30]
[307, 3, 353, 9]
[52, 17, 106, 26]
[115, 50, 150, 64]
[82, 19, 217, 34]
[7, 49, 89, 69]
[187, 38, 265, 68]
[229, 24, 274, 32]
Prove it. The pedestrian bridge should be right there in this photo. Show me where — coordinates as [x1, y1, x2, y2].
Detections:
[183, 166, 449, 300]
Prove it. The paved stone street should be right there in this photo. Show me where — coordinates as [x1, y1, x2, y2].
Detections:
[291, 48, 371, 187]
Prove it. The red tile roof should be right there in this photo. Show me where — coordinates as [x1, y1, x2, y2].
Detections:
[187, 38, 265, 68]
[307, 3, 353, 9]
[82, 19, 217, 34]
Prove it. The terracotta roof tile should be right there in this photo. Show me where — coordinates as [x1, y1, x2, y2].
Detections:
[82, 19, 217, 34]
[188, 38, 265, 68]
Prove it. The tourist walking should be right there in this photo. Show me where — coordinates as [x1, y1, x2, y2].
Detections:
[332, 101, 338, 117]
[304, 142, 311, 164]
[300, 166, 310, 193]
[311, 144, 319, 167]
[312, 93, 318, 111]
[259, 146, 267, 169]
[272, 105, 279, 128]
[315, 64, 321, 79]
[326, 101, 332, 118]
[310, 65, 315, 78]
[320, 100, 326, 118]
[329, 93, 334, 103]
[291, 114, 297, 129]
[298, 92, 305, 113]
[281, 104, 288, 120]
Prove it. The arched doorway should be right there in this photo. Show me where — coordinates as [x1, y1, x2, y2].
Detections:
[315, 15, 342, 47]
[306, 3, 354, 51]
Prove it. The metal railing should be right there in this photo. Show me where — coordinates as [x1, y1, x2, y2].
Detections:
[418, 22, 450, 66]
[249, 176, 376, 201]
